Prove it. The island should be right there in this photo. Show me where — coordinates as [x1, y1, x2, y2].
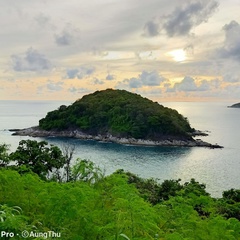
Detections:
[11, 89, 223, 148]
[228, 102, 240, 108]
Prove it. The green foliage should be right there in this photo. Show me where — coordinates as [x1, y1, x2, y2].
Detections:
[0, 141, 240, 239]
[39, 89, 194, 140]
[181, 178, 210, 197]
[223, 189, 240, 203]
[0, 167, 240, 239]
[124, 171, 183, 204]
[0, 204, 40, 239]
[0, 204, 29, 238]
[70, 158, 104, 183]
[216, 189, 240, 220]
[0, 143, 10, 167]
[10, 140, 65, 178]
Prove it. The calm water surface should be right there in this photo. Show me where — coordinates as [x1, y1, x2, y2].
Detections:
[0, 100, 239, 197]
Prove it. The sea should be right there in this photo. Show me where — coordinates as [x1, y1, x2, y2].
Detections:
[0, 100, 239, 197]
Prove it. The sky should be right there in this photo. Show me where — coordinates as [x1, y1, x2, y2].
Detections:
[1, 0, 240, 102]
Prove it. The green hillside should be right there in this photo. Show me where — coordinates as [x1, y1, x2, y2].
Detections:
[0, 140, 239, 239]
[39, 89, 194, 140]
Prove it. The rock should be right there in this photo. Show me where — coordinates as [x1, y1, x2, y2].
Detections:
[228, 103, 240, 108]
[11, 126, 223, 149]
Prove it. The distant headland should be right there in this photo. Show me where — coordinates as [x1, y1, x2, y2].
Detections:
[228, 102, 240, 108]
[11, 89, 223, 149]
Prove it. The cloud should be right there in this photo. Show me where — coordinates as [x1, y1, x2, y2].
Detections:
[218, 20, 240, 61]
[54, 23, 80, 47]
[184, 44, 194, 55]
[11, 48, 52, 72]
[174, 76, 199, 91]
[93, 78, 104, 85]
[140, 71, 166, 86]
[223, 73, 240, 83]
[47, 81, 63, 91]
[144, 0, 219, 38]
[163, 0, 219, 37]
[128, 77, 142, 88]
[106, 74, 115, 80]
[115, 79, 131, 90]
[65, 66, 95, 79]
[55, 30, 73, 46]
[34, 13, 51, 28]
[68, 87, 90, 94]
[197, 79, 211, 91]
[224, 84, 240, 98]
[170, 76, 211, 92]
[37, 80, 64, 94]
[121, 70, 166, 89]
[143, 20, 159, 37]
[66, 69, 79, 79]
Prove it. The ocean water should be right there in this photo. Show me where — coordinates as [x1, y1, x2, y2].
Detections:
[0, 100, 239, 197]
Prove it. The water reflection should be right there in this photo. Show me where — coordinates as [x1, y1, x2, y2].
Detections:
[45, 137, 193, 180]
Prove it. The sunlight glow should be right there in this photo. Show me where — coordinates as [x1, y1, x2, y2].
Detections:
[169, 49, 186, 62]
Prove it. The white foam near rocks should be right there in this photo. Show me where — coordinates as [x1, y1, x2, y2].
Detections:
[10, 126, 223, 148]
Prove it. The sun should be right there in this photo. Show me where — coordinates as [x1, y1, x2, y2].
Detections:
[169, 49, 186, 62]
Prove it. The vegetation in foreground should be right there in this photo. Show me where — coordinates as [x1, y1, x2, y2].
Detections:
[39, 89, 194, 140]
[0, 140, 240, 240]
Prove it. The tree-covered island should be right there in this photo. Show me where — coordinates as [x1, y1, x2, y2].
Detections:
[12, 89, 222, 148]
[228, 102, 240, 108]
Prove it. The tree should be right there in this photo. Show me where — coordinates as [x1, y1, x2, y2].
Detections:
[39, 89, 194, 140]
[0, 143, 10, 167]
[71, 158, 104, 183]
[10, 140, 65, 178]
[61, 143, 76, 182]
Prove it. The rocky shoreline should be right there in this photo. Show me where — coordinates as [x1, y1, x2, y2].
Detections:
[9, 126, 223, 149]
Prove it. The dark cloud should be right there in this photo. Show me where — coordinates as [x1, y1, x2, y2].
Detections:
[219, 20, 240, 61]
[11, 48, 52, 72]
[144, 0, 218, 38]
[65, 66, 95, 79]
[163, 0, 219, 37]
[223, 20, 239, 31]
[143, 20, 159, 37]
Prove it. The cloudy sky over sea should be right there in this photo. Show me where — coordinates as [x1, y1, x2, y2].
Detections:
[1, 0, 240, 101]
